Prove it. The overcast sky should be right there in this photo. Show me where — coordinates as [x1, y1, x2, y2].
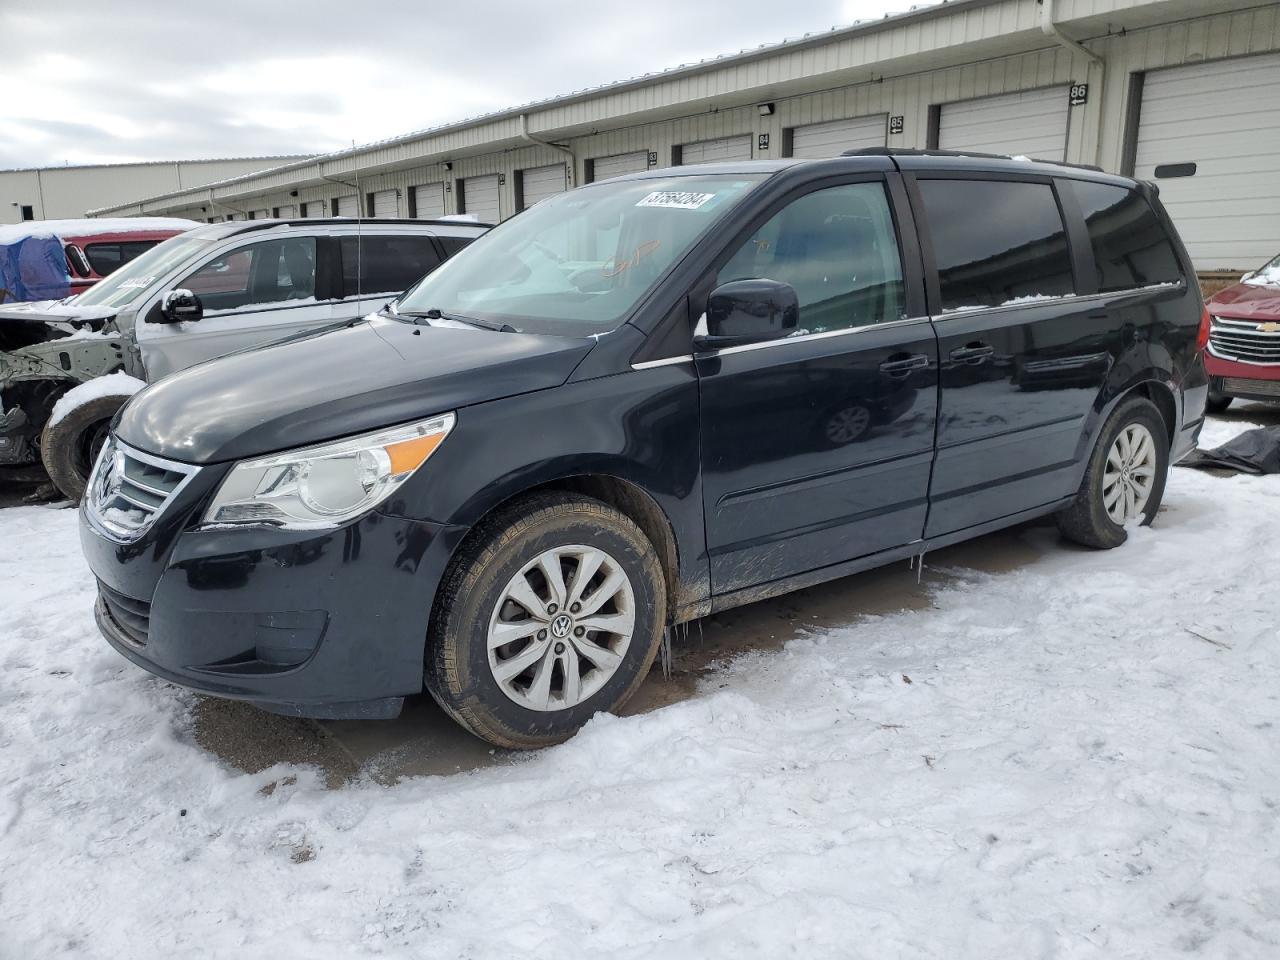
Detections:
[1, 0, 912, 169]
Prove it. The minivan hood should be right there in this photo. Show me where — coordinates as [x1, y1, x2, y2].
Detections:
[116, 316, 595, 464]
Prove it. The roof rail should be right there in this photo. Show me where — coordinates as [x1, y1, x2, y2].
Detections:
[839, 146, 1103, 173]
[222, 217, 496, 233]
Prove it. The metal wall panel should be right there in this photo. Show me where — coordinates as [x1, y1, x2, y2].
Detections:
[520, 164, 567, 208]
[462, 174, 501, 223]
[1134, 51, 1280, 270]
[939, 86, 1070, 160]
[789, 116, 886, 158]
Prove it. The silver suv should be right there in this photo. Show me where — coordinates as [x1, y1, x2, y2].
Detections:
[0, 217, 488, 498]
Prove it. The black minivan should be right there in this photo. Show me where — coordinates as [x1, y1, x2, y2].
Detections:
[80, 151, 1208, 748]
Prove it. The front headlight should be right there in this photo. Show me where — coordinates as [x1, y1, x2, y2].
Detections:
[203, 413, 455, 529]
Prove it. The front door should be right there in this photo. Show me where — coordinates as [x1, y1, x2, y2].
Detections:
[696, 178, 939, 594]
[137, 234, 335, 379]
[912, 175, 1104, 536]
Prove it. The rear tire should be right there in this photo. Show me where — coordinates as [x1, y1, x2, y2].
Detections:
[1204, 391, 1232, 414]
[425, 492, 667, 749]
[40, 394, 128, 502]
[1057, 396, 1169, 549]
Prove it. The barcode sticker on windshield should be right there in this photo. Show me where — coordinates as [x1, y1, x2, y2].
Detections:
[636, 191, 716, 210]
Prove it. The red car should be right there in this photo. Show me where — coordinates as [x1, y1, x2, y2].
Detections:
[0, 217, 197, 301]
[1204, 253, 1280, 412]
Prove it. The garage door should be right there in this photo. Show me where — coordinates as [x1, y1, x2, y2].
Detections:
[520, 164, 567, 209]
[790, 116, 886, 158]
[370, 189, 398, 218]
[335, 195, 359, 218]
[1134, 52, 1280, 271]
[592, 151, 649, 181]
[938, 87, 1069, 161]
[302, 200, 325, 218]
[250, 208, 270, 220]
[680, 134, 752, 164]
[412, 184, 445, 219]
[462, 175, 501, 223]
[274, 204, 296, 219]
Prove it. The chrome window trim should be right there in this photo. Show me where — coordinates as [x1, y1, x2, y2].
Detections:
[929, 282, 1184, 321]
[696, 314, 932, 359]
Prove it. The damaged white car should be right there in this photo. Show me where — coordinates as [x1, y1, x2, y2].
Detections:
[0, 217, 487, 498]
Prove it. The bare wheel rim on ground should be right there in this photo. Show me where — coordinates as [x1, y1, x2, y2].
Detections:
[1103, 422, 1157, 524]
[487, 544, 636, 711]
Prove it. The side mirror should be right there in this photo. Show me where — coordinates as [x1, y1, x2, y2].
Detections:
[695, 279, 799, 351]
[159, 289, 203, 324]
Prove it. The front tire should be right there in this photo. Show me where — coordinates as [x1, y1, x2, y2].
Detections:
[40, 393, 129, 501]
[1204, 391, 1232, 414]
[426, 493, 667, 749]
[1057, 396, 1169, 549]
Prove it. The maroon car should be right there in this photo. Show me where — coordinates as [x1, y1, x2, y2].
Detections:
[1204, 253, 1280, 412]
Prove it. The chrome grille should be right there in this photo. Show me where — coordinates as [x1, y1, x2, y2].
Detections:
[1208, 316, 1280, 365]
[84, 438, 198, 541]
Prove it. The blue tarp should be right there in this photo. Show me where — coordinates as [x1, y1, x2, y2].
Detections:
[0, 235, 70, 303]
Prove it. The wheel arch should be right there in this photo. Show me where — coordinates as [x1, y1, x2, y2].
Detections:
[435, 471, 686, 626]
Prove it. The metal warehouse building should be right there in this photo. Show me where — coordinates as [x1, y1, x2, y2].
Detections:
[1, 156, 311, 225]
[92, 0, 1279, 275]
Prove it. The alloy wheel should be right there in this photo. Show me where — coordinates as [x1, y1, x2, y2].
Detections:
[487, 544, 636, 711]
[1102, 423, 1157, 524]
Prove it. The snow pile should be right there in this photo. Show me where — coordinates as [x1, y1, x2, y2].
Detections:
[1244, 260, 1280, 288]
[1, 420, 1279, 957]
[47, 373, 146, 428]
[0, 218, 199, 244]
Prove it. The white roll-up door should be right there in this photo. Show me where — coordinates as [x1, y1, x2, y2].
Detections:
[591, 151, 649, 181]
[679, 134, 752, 164]
[335, 195, 359, 218]
[371, 189, 398, 218]
[520, 164, 567, 209]
[274, 204, 297, 219]
[1134, 52, 1280, 271]
[938, 87, 1069, 161]
[412, 184, 445, 219]
[461, 175, 501, 223]
[302, 201, 325, 218]
[250, 208, 270, 220]
[790, 116, 886, 159]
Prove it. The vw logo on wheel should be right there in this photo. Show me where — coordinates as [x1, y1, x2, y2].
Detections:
[550, 614, 573, 639]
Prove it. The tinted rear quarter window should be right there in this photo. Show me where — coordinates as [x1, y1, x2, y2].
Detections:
[84, 240, 160, 276]
[341, 235, 443, 296]
[436, 236, 473, 258]
[1069, 181, 1183, 291]
[918, 178, 1074, 311]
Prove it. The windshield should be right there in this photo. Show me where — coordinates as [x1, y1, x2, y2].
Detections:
[73, 234, 211, 309]
[1246, 252, 1280, 287]
[396, 174, 767, 335]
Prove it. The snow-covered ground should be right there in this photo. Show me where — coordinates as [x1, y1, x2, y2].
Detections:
[2, 417, 1278, 959]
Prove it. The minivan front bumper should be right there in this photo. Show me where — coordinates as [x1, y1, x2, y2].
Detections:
[81, 488, 462, 720]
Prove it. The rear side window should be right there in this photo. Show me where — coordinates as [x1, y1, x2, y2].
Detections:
[341, 235, 443, 297]
[918, 179, 1074, 311]
[1070, 181, 1183, 292]
[83, 240, 160, 276]
[181, 237, 316, 312]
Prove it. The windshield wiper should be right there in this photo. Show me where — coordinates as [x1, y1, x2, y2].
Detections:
[399, 307, 516, 333]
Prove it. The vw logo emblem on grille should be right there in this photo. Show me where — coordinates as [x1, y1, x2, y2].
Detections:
[550, 614, 573, 639]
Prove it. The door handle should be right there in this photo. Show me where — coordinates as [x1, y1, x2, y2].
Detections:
[949, 342, 995, 365]
[878, 353, 930, 376]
